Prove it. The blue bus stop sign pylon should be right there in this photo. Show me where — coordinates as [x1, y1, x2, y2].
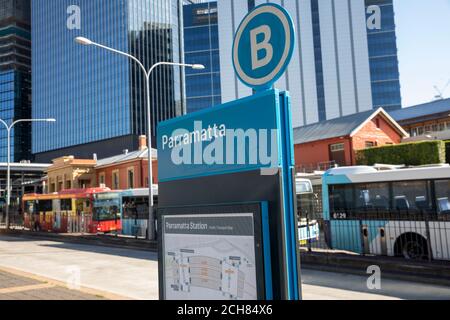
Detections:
[232, 3, 301, 300]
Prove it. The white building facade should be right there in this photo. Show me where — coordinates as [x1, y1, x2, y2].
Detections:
[217, 0, 399, 128]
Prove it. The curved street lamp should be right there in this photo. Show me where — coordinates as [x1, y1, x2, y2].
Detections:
[75, 36, 204, 240]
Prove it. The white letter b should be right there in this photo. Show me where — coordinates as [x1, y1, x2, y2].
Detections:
[250, 25, 273, 70]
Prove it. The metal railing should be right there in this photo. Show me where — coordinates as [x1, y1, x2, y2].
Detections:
[296, 161, 337, 174]
[0, 206, 24, 230]
[299, 209, 450, 262]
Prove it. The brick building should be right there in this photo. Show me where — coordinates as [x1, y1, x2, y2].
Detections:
[95, 136, 158, 190]
[44, 136, 158, 193]
[294, 108, 408, 172]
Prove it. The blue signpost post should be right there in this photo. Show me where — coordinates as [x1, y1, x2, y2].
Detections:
[157, 3, 301, 300]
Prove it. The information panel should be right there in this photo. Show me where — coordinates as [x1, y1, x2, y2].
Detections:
[159, 203, 271, 301]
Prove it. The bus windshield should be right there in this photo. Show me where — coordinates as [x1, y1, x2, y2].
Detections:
[93, 194, 121, 221]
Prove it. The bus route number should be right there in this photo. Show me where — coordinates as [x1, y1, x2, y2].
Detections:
[333, 212, 347, 220]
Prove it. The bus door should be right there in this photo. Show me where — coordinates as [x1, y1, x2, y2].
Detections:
[296, 179, 320, 249]
[23, 200, 35, 229]
[52, 199, 61, 232]
[69, 198, 87, 233]
[361, 224, 370, 255]
[35, 199, 52, 232]
[57, 198, 72, 233]
[81, 197, 92, 233]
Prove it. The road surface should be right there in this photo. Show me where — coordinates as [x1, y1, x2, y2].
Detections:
[0, 235, 449, 300]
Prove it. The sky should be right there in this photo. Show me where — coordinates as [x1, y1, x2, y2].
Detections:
[395, 0, 450, 107]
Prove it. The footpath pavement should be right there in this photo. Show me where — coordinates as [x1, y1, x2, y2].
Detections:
[1, 234, 450, 300]
[0, 267, 115, 300]
[5, 229, 450, 287]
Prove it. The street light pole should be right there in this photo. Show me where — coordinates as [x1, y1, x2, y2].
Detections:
[0, 118, 56, 229]
[75, 36, 204, 241]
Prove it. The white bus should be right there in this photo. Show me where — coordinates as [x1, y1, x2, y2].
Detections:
[322, 165, 450, 260]
[121, 186, 158, 238]
[296, 178, 320, 246]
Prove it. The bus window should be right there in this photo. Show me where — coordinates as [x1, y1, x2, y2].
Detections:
[25, 201, 36, 214]
[354, 183, 390, 211]
[392, 181, 432, 213]
[61, 199, 72, 211]
[36, 200, 52, 212]
[123, 197, 149, 220]
[435, 180, 450, 215]
[93, 194, 121, 221]
[330, 185, 354, 213]
[123, 199, 137, 220]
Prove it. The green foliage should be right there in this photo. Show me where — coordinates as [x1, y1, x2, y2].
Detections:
[356, 141, 446, 166]
[446, 141, 450, 164]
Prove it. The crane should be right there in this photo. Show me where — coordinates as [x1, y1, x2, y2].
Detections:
[434, 79, 450, 100]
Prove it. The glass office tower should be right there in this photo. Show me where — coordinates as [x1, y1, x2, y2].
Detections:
[32, 0, 185, 162]
[365, 0, 402, 111]
[0, 0, 32, 162]
[183, 1, 221, 113]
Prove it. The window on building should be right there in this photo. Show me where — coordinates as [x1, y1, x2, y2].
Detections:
[329, 143, 346, 167]
[127, 168, 134, 189]
[432, 124, 438, 132]
[65, 181, 71, 190]
[330, 143, 345, 152]
[439, 123, 446, 131]
[112, 171, 119, 190]
[365, 141, 376, 148]
[417, 127, 425, 135]
[78, 180, 90, 189]
[375, 118, 381, 129]
[425, 125, 432, 133]
[99, 173, 105, 186]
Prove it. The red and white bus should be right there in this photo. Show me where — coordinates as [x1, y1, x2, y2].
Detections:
[22, 188, 122, 234]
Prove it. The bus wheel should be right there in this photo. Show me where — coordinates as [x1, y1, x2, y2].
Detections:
[396, 233, 428, 260]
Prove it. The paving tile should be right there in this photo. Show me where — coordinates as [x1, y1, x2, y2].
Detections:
[0, 271, 40, 289]
[0, 269, 107, 300]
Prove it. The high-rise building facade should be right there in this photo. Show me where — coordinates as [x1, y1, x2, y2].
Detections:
[217, 0, 402, 128]
[183, 1, 221, 113]
[366, 0, 401, 111]
[0, 0, 32, 162]
[32, 0, 185, 162]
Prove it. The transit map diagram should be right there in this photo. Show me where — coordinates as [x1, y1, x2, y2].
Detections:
[163, 213, 258, 300]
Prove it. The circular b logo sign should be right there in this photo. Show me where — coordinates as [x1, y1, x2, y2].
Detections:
[233, 3, 295, 91]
